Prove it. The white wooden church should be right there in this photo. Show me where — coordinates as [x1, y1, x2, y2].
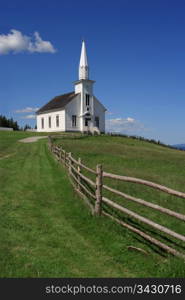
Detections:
[36, 41, 106, 133]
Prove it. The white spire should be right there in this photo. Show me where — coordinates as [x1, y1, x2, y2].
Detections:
[79, 40, 89, 80]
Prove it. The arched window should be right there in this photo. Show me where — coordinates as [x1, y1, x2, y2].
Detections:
[48, 116, 51, 128]
[56, 115, 59, 127]
[86, 94, 90, 106]
[95, 116, 99, 128]
[41, 118, 44, 129]
[72, 115, 77, 127]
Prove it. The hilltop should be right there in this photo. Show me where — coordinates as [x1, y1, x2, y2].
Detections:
[0, 131, 184, 277]
[173, 144, 185, 150]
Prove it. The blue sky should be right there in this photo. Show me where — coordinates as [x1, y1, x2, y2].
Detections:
[0, 0, 185, 144]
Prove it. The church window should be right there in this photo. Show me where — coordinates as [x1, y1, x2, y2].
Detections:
[72, 115, 77, 127]
[86, 94, 90, 106]
[95, 116, 99, 128]
[41, 118, 44, 129]
[48, 116, 51, 128]
[56, 115, 59, 127]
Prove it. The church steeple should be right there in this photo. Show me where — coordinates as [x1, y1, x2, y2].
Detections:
[79, 40, 89, 80]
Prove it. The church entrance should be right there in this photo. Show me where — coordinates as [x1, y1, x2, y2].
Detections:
[84, 118, 91, 127]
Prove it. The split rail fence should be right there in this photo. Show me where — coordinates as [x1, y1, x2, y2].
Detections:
[48, 136, 185, 260]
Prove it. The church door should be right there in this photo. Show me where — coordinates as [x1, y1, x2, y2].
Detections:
[85, 118, 91, 128]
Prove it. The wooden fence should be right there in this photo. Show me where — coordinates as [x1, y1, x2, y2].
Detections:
[48, 136, 185, 260]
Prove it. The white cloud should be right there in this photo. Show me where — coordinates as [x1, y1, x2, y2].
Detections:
[0, 29, 56, 55]
[106, 117, 146, 135]
[21, 114, 36, 119]
[28, 32, 56, 53]
[126, 117, 135, 123]
[15, 107, 39, 113]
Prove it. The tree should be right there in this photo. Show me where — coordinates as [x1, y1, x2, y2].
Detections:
[0, 115, 20, 130]
[24, 124, 31, 131]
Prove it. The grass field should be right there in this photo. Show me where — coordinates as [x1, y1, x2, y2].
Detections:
[0, 131, 185, 277]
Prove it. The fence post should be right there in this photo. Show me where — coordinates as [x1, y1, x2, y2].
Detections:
[51, 143, 54, 153]
[59, 147, 62, 162]
[68, 152, 72, 174]
[56, 148, 59, 161]
[64, 150, 66, 167]
[48, 135, 53, 151]
[48, 135, 51, 150]
[77, 157, 81, 191]
[95, 164, 103, 216]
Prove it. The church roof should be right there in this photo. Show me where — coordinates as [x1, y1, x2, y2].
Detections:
[36, 91, 78, 114]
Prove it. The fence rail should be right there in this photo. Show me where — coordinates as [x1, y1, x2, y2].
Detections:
[103, 171, 185, 199]
[103, 184, 185, 221]
[48, 136, 185, 259]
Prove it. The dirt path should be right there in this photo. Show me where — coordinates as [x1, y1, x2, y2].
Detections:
[0, 153, 16, 160]
[19, 136, 48, 143]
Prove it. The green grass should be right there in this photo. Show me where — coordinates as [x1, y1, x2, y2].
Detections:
[0, 131, 184, 277]
[54, 135, 185, 265]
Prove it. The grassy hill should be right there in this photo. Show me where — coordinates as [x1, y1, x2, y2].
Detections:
[0, 131, 184, 277]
